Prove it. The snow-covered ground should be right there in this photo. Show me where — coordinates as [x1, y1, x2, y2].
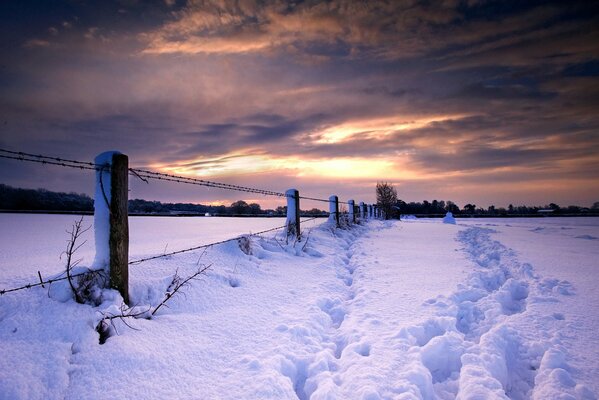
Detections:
[0, 215, 597, 399]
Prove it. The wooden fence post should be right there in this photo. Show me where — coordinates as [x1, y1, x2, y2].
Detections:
[94, 151, 129, 304]
[286, 188, 300, 238]
[329, 195, 339, 227]
[359, 202, 365, 219]
[348, 199, 355, 224]
[368, 204, 372, 219]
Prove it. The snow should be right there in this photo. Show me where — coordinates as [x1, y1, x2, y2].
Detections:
[329, 196, 338, 223]
[443, 212, 456, 224]
[0, 215, 598, 399]
[92, 151, 120, 271]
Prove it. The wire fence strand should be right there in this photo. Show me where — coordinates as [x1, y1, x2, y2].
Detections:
[1, 148, 338, 203]
[128, 216, 321, 265]
[0, 153, 99, 171]
[0, 217, 323, 295]
[0, 269, 104, 296]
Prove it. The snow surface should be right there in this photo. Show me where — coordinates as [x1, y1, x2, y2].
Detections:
[443, 212, 456, 224]
[92, 151, 120, 271]
[0, 216, 598, 399]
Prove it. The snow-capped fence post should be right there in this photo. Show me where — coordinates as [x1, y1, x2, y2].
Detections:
[286, 188, 301, 238]
[94, 151, 129, 304]
[359, 202, 365, 219]
[329, 195, 340, 227]
[348, 200, 355, 224]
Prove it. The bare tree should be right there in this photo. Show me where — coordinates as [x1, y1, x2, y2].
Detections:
[376, 182, 397, 220]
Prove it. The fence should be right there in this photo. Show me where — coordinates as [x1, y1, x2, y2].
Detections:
[0, 148, 384, 302]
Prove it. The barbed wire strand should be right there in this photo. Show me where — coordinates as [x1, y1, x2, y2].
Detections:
[1, 148, 330, 202]
[0, 269, 104, 296]
[0, 148, 98, 168]
[0, 217, 322, 295]
[0, 153, 100, 171]
[128, 216, 321, 265]
[130, 170, 285, 197]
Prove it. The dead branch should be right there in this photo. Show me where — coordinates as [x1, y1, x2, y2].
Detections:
[95, 262, 211, 344]
[61, 217, 91, 304]
[152, 264, 211, 316]
[301, 228, 313, 252]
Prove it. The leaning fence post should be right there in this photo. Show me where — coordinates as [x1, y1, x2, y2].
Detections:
[329, 195, 339, 227]
[94, 151, 129, 304]
[348, 199, 355, 224]
[286, 188, 300, 238]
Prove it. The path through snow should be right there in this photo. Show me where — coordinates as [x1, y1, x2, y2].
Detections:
[0, 217, 597, 399]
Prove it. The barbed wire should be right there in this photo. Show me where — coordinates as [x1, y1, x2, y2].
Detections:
[0, 151, 99, 171]
[0, 148, 98, 168]
[0, 217, 323, 295]
[1, 148, 334, 203]
[1, 147, 355, 207]
[299, 195, 349, 205]
[0, 269, 104, 296]
[129, 168, 286, 197]
[128, 216, 321, 265]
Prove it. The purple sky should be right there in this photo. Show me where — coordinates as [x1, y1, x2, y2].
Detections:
[1, 1, 598, 210]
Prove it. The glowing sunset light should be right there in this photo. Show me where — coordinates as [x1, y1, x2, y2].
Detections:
[311, 113, 473, 144]
[155, 154, 399, 182]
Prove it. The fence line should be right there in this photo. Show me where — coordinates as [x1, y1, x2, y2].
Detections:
[1, 147, 379, 301]
[0, 216, 321, 295]
[1, 148, 340, 204]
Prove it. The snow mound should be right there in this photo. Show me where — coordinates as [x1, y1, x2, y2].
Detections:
[443, 212, 456, 224]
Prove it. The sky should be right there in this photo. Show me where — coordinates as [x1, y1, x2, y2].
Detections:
[1, 0, 598, 210]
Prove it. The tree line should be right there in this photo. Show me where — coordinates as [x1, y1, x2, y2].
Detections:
[2, 183, 596, 217]
[0, 184, 325, 216]
[375, 182, 599, 219]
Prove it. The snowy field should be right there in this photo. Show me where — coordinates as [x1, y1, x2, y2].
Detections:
[0, 215, 598, 399]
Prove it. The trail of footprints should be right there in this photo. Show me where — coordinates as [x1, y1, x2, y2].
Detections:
[279, 226, 574, 399]
[280, 232, 366, 400]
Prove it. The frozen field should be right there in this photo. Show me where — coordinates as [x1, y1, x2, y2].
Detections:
[0, 215, 597, 399]
[0, 214, 318, 281]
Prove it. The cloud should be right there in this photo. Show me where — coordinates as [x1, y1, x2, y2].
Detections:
[139, 0, 464, 57]
[3, 0, 599, 208]
[23, 39, 51, 48]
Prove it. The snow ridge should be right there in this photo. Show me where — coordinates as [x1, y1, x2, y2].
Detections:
[429, 227, 593, 400]
[270, 223, 369, 400]
[1, 218, 597, 399]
